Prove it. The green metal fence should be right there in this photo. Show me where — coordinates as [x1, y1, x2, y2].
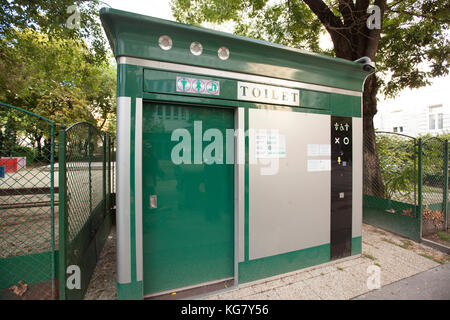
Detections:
[58, 122, 114, 300]
[0, 102, 57, 300]
[363, 132, 421, 242]
[421, 137, 448, 235]
[0, 102, 115, 300]
[364, 131, 449, 242]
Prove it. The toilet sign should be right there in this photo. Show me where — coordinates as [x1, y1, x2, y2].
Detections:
[176, 76, 220, 96]
[238, 82, 300, 106]
[333, 121, 351, 145]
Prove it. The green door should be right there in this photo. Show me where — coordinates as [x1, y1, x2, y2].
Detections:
[142, 102, 234, 296]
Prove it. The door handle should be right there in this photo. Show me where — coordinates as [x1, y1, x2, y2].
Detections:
[150, 195, 157, 209]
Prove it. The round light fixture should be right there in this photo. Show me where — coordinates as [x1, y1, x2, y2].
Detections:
[218, 46, 230, 60]
[190, 42, 203, 56]
[158, 35, 172, 51]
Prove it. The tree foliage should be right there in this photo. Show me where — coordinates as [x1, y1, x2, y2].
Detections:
[0, 0, 117, 137]
[0, 0, 108, 62]
[171, 0, 449, 97]
[171, 0, 449, 197]
[0, 29, 115, 129]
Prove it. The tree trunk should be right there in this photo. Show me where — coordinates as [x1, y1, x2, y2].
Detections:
[362, 74, 385, 197]
[303, 0, 387, 198]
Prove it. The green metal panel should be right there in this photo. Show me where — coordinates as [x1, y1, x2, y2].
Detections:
[238, 243, 330, 284]
[143, 69, 237, 102]
[330, 93, 362, 118]
[300, 90, 330, 111]
[0, 251, 54, 288]
[144, 69, 335, 112]
[351, 237, 362, 256]
[142, 102, 234, 296]
[363, 195, 421, 242]
[117, 281, 143, 300]
[100, 8, 371, 92]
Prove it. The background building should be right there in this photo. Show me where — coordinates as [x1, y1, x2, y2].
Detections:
[374, 75, 450, 136]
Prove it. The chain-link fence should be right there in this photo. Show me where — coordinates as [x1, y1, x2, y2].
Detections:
[364, 131, 449, 241]
[1, 102, 115, 300]
[421, 137, 447, 235]
[58, 122, 113, 300]
[363, 132, 421, 241]
[0, 102, 57, 300]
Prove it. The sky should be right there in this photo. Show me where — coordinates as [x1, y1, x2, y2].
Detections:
[102, 0, 174, 21]
[101, 0, 449, 118]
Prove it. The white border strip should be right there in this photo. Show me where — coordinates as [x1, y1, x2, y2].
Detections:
[117, 56, 362, 97]
[116, 96, 131, 284]
[135, 98, 143, 282]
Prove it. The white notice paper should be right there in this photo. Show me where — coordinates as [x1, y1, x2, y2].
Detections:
[307, 144, 330, 157]
[255, 132, 286, 159]
[307, 159, 331, 172]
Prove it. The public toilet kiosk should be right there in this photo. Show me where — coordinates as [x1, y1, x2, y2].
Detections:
[100, 8, 374, 300]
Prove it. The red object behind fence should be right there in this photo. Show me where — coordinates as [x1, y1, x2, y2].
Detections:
[0, 158, 18, 173]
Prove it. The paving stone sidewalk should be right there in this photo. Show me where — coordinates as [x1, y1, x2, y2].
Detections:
[85, 223, 449, 300]
[353, 263, 450, 300]
[202, 224, 449, 300]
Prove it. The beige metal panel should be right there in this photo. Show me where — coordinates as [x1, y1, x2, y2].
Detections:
[249, 109, 331, 260]
[352, 117, 363, 238]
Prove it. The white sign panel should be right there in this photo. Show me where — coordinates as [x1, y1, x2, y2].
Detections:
[238, 81, 300, 106]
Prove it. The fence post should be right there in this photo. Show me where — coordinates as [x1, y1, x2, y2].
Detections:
[107, 135, 112, 211]
[443, 140, 449, 229]
[50, 123, 56, 299]
[417, 138, 423, 242]
[88, 125, 92, 214]
[103, 133, 107, 216]
[58, 127, 67, 300]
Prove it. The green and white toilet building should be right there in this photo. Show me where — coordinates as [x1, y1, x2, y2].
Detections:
[100, 8, 374, 300]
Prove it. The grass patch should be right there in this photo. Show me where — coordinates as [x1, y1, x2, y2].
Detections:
[363, 253, 376, 261]
[382, 237, 397, 246]
[399, 240, 413, 250]
[419, 253, 446, 264]
[374, 262, 381, 268]
[437, 232, 450, 242]
[382, 237, 412, 250]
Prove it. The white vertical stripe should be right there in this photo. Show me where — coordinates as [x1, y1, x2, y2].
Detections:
[352, 117, 363, 238]
[236, 108, 245, 262]
[135, 98, 143, 282]
[116, 96, 131, 283]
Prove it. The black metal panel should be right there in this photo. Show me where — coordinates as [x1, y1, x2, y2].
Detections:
[330, 116, 353, 260]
